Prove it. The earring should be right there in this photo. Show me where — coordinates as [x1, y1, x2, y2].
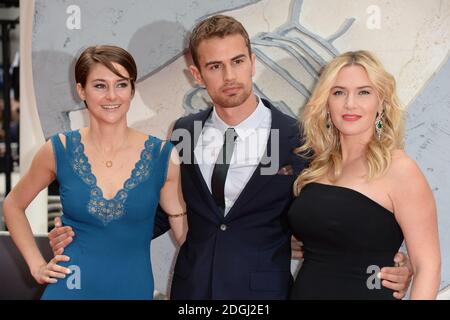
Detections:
[375, 111, 384, 140]
[326, 112, 332, 129]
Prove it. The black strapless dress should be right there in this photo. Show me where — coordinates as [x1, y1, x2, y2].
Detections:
[288, 182, 404, 300]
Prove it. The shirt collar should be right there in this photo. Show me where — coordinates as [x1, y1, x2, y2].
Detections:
[210, 95, 269, 140]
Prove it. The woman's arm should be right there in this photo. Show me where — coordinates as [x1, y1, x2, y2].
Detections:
[159, 147, 187, 246]
[391, 154, 441, 299]
[3, 140, 71, 284]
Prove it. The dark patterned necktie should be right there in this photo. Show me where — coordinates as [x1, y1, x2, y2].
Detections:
[211, 128, 237, 212]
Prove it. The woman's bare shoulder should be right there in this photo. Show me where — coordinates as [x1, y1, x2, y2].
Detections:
[389, 149, 421, 176]
[388, 149, 430, 194]
[128, 128, 151, 143]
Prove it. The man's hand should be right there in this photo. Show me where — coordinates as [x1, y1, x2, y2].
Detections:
[48, 217, 74, 255]
[291, 235, 304, 260]
[379, 252, 413, 299]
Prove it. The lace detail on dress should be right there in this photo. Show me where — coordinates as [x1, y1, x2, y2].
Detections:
[70, 131, 155, 225]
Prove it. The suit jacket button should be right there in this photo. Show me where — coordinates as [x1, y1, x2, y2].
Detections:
[220, 224, 227, 231]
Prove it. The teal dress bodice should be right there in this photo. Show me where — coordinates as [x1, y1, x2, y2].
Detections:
[41, 130, 173, 300]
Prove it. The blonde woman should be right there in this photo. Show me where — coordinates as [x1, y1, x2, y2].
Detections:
[288, 51, 440, 299]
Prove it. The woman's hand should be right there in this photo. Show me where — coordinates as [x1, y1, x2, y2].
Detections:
[32, 255, 72, 284]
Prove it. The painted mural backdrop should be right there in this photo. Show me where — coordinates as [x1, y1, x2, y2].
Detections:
[32, 0, 450, 295]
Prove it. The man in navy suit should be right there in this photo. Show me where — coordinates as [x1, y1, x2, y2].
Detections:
[49, 15, 412, 299]
[160, 15, 306, 299]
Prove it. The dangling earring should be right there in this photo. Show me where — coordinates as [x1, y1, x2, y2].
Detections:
[375, 110, 384, 140]
[326, 112, 332, 129]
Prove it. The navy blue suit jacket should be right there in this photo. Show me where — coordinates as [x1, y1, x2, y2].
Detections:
[154, 99, 306, 299]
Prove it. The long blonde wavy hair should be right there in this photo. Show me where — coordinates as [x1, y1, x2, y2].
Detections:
[293, 50, 405, 196]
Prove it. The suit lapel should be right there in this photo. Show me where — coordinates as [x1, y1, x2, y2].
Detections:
[182, 108, 224, 219]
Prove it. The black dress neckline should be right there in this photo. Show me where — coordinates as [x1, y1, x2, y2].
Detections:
[308, 182, 395, 216]
[288, 181, 404, 300]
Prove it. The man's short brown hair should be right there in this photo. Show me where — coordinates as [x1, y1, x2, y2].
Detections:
[189, 15, 252, 69]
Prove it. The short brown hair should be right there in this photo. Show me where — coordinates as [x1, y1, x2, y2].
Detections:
[189, 15, 251, 69]
[75, 45, 137, 93]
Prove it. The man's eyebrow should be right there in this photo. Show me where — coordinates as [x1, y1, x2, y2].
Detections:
[231, 54, 247, 60]
[204, 60, 222, 67]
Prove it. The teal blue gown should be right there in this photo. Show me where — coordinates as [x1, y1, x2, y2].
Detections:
[41, 130, 173, 300]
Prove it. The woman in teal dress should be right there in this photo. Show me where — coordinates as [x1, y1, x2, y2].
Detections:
[3, 45, 187, 299]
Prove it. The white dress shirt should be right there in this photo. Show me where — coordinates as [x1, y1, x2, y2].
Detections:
[194, 97, 272, 215]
